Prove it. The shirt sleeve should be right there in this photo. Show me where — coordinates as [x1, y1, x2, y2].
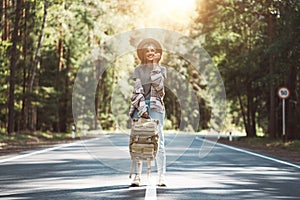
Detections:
[150, 66, 165, 95]
[132, 66, 140, 80]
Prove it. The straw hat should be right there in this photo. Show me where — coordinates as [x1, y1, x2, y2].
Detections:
[136, 38, 162, 61]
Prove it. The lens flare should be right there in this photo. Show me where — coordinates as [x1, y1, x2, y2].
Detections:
[145, 0, 196, 27]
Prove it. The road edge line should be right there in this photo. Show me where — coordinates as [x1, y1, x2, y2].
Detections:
[197, 137, 300, 169]
[0, 140, 84, 164]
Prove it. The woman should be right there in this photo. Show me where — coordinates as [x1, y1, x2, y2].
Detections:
[129, 38, 167, 187]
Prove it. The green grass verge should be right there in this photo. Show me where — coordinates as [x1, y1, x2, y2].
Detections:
[0, 131, 73, 142]
[235, 137, 300, 153]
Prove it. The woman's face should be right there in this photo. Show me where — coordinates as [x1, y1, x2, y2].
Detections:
[144, 44, 156, 62]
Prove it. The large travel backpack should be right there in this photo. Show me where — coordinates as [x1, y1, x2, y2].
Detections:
[129, 118, 159, 178]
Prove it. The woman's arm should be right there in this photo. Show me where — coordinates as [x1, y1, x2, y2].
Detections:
[150, 65, 166, 98]
[129, 78, 149, 118]
[150, 53, 166, 94]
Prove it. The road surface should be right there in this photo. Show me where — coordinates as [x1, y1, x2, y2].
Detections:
[0, 133, 299, 199]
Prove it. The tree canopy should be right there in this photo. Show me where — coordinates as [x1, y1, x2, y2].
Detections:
[1, 0, 299, 139]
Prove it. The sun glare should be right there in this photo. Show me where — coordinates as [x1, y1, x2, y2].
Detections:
[168, 0, 195, 12]
[144, 0, 196, 27]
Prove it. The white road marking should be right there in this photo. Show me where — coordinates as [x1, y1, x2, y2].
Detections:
[197, 137, 300, 169]
[1, 134, 299, 199]
[145, 175, 157, 200]
[0, 140, 83, 164]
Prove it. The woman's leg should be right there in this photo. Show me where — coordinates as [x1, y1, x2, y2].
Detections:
[149, 110, 166, 175]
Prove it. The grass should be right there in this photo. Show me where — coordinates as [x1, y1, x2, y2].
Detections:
[31, 131, 73, 140]
[0, 131, 73, 143]
[0, 131, 77, 155]
[281, 140, 300, 153]
[235, 136, 300, 154]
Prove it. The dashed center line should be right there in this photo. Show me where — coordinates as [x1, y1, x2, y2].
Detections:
[145, 176, 157, 200]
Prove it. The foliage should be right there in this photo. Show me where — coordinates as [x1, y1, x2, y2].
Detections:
[1, 0, 299, 140]
[193, 0, 300, 139]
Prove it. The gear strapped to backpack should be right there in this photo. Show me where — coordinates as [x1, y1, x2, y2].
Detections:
[129, 118, 159, 178]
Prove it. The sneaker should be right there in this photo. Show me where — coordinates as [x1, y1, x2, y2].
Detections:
[158, 174, 167, 187]
[131, 174, 141, 187]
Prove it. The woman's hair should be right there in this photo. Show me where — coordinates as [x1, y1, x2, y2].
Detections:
[137, 38, 162, 64]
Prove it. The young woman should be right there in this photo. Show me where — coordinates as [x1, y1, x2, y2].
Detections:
[129, 38, 167, 186]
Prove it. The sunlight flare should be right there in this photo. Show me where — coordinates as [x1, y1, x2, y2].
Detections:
[145, 0, 196, 27]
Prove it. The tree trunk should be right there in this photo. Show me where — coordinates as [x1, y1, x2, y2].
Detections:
[55, 29, 64, 132]
[0, 1, 2, 36]
[8, 0, 22, 134]
[287, 65, 297, 139]
[2, 0, 10, 41]
[59, 47, 71, 133]
[268, 13, 276, 138]
[21, 0, 28, 131]
[28, 0, 48, 131]
[30, 0, 48, 92]
[247, 85, 257, 137]
[237, 91, 249, 136]
[95, 74, 101, 130]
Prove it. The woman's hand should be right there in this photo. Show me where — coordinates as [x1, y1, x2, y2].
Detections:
[153, 53, 161, 64]
[141, 111, 150, 119]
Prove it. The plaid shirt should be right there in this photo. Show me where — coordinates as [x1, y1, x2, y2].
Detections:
[129, 65, 166, 117]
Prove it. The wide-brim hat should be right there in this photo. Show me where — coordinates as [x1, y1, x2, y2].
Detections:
[137, 38, 163, 60]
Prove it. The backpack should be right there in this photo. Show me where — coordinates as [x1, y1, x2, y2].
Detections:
[129, 118, 159, 178]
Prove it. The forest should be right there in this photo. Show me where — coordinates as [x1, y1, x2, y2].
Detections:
[1, 0, 299, 140]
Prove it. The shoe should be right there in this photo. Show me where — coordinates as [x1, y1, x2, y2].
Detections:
[158, 174, 167, 187]
[130, 174, 141, 187]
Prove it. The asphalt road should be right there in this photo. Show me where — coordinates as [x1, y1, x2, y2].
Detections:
[0, 133, 300, 200]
